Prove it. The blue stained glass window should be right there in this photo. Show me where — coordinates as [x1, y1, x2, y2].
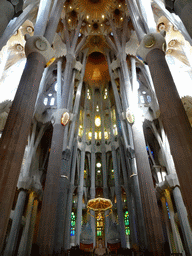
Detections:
[71, 212, 76, 236]
[166, 202, 171, 219]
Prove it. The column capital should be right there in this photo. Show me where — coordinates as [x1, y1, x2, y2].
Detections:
[17, 176, 32, 190]
[156, 173, 180, 198]
[25, 35, 55, 66]
[136, 31, 166, 64]
[51, 108, 68, 125]
[165, 173, 180, 190]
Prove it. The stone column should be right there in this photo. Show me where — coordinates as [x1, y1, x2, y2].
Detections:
[174, 0, 192, 39]
[118, 141, 139, 248]
[57, 59, 62, 108]
[33, 0, 53, 36]
[164, 189, 185, 255]
[26, 198, 39, 256]
[125, 0, 146, 42]
[160, 196, 176, 253]
[0, 51, 46, 252]
[38, 19, 83, 253]
[53, 70, 76, 254]
[17, 192, 35, 256]
[107, 54, 147, 250]
[0, 0, 61, 249]
[107, 98, 126, 248]
[75, 88, 88, 245]
[151, 122, 192, 255]
[54, 53, 87, 252]
[172, 186, 192, 255]
[99, 88, 109, 247]
[44, 0, 66, 44]
[137, 32, 192, 226]
[64, 140, 78, 250]
[121, 54, 164, 254]
[136, 0, 156, 33]
[0, 0, 14, 37]
[119, 54, 163, 253]
[3, 189, 27, 256]
[90, 87, 96, 247]
[75, 149, 86, 245]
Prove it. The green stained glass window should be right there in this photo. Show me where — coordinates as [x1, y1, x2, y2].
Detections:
[71, 212, 76, 236]
[124, 211, 130, 236]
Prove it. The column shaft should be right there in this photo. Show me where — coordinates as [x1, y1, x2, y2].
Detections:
[164, 190, 185, 254]
[160, 197, 176, 253]
[0, 52, 45, 251]
[111, 149, 126, 248]
[64, 141, 78, 250]
[118, 142, 139, 248]
[75, 89, 88, 245]
[172, 187, 192, 255]
[44, 0, 66, 44]
[57, 59, 62, 108]
[17, 192, 35, 256]
[75, 150, 86, 245]
[27, 199, 39, 256]
[146, 48, 192, 226]
[174, 0, 192, 39]
[0, 0, 14, 37]
[34, 0, 52, 36]
[4, 190, 27, 256]
[38, 121, 65, 255]
[120, 55, 164, 254]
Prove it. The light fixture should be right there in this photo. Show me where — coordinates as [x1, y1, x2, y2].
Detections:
[87, 15, 89, 19]
[95, 115, 101, 127]
[97, 170, 101, 173]
[102, 15, 104, 19]
[96, 163, 101, 168]
[61, 112, 70, 126]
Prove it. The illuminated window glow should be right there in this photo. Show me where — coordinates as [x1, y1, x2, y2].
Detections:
[88, 131, 92, 140]
[104, 131, 109, 139]
[43, 97, 48, 105]
[71, 212, 76, 236]
[95, 116, 101, 127]
[124, 211, 130, 235]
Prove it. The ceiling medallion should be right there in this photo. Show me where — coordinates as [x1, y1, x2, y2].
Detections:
[126, 109, 135, 124]
[61, 112, 70, 126]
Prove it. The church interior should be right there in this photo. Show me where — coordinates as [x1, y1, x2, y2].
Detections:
[1, 0, 192, 255]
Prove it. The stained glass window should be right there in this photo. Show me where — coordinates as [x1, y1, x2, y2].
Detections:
[71, 212, 76, 236]
[124, 211, 130, 236]
[96, 213, 104, 237]
[166, 202, 170, 219]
